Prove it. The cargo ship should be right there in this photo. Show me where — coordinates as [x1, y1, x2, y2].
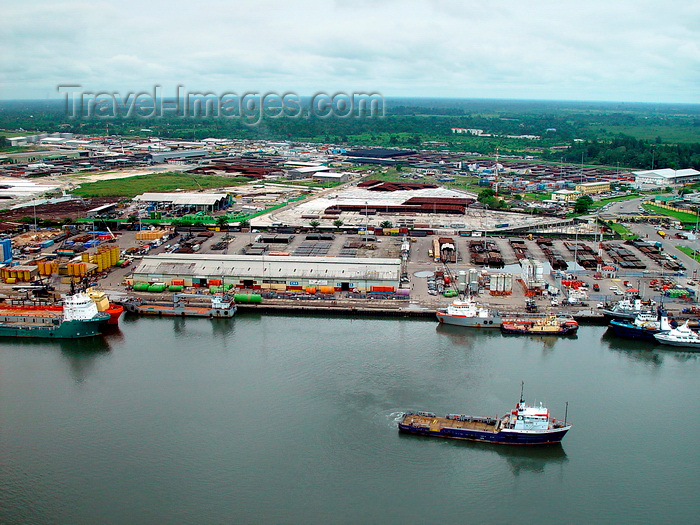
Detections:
[123, 293, 237, 318]
[0, 292, 111, 338]
[398, 387, 571, 445]
[86, 287, 124, 325]
[500, 313, 578, 335]
[436, 296, 502, 327]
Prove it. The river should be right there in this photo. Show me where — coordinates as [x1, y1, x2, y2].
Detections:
[1, 313, 698, 523]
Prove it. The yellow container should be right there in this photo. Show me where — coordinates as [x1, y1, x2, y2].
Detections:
[81, 253, 89, 262]
[5, 277, 16, 284]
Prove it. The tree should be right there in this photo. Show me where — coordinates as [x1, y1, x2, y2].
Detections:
[574, 195, 594, 213]
[333, 219, 344, 230]
[127, 215, 138, 224]
[380, 220, 392, 228]
[216, 215, 229, 230]
[239, 219, 250, 230]
[512, 194, 523, 201]
[309, 219, 320, 230]
[478, 188, 495, 202]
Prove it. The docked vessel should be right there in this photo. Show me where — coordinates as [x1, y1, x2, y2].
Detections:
[601, 298, 656, 321]
[86, 287, 124, 325]
[0, 292, 110, 338]
[607, 309, 666, 340]
[653, 319, 700, 349]
[398, 387, 571, 445]
[436, 296, 502, 327]
[500, 313, 578, 335]
[123, 293, 237, 318]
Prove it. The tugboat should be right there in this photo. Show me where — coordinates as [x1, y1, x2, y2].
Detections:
[607, 308, 668, 341]
[397, 384, 572, 445]
[436, 296, 502, 328]
[500, 312, 578, 335]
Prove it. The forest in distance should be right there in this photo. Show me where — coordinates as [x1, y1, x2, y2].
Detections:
[1, 97, 699, 170]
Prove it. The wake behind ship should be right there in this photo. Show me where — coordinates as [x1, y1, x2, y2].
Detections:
[0, 292, 110, 338]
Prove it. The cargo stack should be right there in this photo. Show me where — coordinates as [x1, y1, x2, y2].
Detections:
[489, 273, 513, 296]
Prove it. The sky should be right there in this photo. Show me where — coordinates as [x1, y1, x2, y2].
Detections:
[1, 0, 699, 103]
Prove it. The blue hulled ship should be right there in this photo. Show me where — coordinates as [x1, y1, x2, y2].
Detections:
[398, 387, 571, 446]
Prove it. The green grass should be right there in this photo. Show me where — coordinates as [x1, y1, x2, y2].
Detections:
[642, 203, 699, 224]
[676, 246, 700, 262]
[72, 172, 250, 198]
[607, 221, 638, 240]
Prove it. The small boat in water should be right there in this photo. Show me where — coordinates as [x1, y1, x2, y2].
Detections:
[654, 319, 700, 349]
[500, 312, 578, 335]
[436, 296, 502, 328]
[398, 385, 571, 445]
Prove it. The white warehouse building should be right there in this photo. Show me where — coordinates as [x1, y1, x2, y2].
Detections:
[131, 253, 402, 292]
[632, 168, 700, 188]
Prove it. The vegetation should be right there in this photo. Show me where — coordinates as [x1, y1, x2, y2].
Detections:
[574, 195, 594, 213]
[642, 203, 699, 224]
[72, 172, 249, 198]
[676, 246, 700, 262]
[606, 221, 638, 240]
[1, 99, 699, 170]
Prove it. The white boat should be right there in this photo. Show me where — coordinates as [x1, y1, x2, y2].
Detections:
[436, 296, 502, 328]
[654, 319, 700, 349]
[602, 297, 656, 320]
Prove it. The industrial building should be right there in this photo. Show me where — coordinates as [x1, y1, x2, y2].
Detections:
[130, 253, 402, 291]
[551, 189, 582, 202]
[575, 181, 610, 195]
[133, 192, 230, 212]
[632, 168, 700, 188]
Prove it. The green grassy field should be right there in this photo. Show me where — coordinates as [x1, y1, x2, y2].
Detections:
[676, 246, 700, 262]
[642, 203, 700, 224]
[72, 172, 250, 198]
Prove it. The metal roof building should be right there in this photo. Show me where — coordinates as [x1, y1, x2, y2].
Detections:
[131, 253, 401, 291]
[133, 192, 230, 211]
[632, 168, 700, 188]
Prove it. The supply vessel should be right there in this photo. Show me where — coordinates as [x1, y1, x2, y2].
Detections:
[0, 292, 111, 338]
[398, 386, 571, 445]
[436, 296, 502, 327]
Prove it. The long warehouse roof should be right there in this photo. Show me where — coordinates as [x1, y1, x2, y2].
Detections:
[133, 192, 228, 205]
[133, 253, 401, 280]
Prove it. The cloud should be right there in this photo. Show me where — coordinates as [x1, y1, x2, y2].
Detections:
[1, 0, 699, 103]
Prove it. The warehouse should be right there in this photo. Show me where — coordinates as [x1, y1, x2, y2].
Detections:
[632, 168, 700, 188]
[130, 253, 401, 292]
[133, 192, 230, 212]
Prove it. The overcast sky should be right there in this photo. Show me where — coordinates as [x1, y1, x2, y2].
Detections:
[1, 0, 699, 103]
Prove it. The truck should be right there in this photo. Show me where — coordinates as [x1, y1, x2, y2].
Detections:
[657, 230, 666, 237]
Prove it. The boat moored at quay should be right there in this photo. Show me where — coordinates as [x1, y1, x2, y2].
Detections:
[500, 313, 579, 336]
[436, 296, 502, 327]
[0, 292, 111, 338]
[398, 387, 571, 445]
[123, 293, 237, 318]
[601, 297, 656, 321]
[607, 309, 667, 341]
[653, 318, 700, 349]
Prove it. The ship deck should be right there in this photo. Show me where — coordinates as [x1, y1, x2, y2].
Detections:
[401, 414, 497, 433]
[0, 307, 60, 319]
[135, 305, 220, 317]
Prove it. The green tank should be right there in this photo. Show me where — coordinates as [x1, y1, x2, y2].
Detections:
[233, 294, 262, 304]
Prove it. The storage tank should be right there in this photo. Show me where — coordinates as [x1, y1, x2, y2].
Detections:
[319, 286, 335, 294]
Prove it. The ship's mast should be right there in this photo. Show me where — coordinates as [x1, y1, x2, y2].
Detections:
[520, 381, 525, 404]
